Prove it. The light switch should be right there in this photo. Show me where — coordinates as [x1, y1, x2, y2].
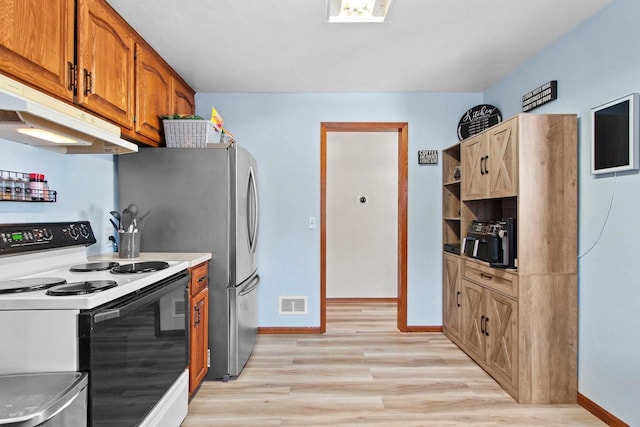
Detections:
[308, 217, 317, 229]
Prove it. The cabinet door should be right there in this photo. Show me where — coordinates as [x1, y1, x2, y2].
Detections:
[487, 119, 518, 198]
[442, 253, 462, 340]
[485, 290, 518, 391]
[172, 77, 195, 116]
[77, 0, 134, 129]
[0, 0, 74, 101]
[461, 135, 486, 200]
[461, 279, 486, 360]
[135, 43, 172, 144]
[189, 288, 209, 396]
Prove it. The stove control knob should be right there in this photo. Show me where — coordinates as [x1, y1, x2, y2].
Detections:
[79, 223, 90, 238]
[68, 225, 79, 240]
[42, 228, 53, 240]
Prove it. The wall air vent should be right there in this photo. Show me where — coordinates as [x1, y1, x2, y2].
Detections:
[279, 296, 307, 315]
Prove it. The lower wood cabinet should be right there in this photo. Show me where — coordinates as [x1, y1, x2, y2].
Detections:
[442, 252, 462, 340]
[461, 277, 518, 398]
[189, 262, 209, 397]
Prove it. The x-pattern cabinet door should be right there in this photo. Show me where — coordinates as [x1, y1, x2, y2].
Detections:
[461, 134, 487, 200]
[443, 253, 462, 339]
[487, 120, 518, 198]
[485, 291, 518, 389]
[461, 279, 486, 361]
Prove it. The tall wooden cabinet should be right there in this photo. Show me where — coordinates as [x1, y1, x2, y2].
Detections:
[189, 261, 209, 397]
[0, 0, 195, 147]
[442, 114, 578, 404]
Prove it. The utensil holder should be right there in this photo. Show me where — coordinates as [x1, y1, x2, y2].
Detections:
[118, 231, 140, 258]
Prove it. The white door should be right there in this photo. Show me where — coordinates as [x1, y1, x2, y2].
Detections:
[326, 131, 398, 298]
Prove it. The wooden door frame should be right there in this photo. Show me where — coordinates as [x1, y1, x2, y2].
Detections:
[320, 122, 408, 333]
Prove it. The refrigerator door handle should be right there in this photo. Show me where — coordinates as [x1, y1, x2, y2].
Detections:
[239, 274, 260, 297]
[247, 166, 259, 254]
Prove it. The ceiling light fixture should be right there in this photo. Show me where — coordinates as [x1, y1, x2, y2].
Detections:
[327, 0, 392, 23]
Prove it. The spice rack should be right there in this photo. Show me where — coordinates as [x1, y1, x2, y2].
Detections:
[0, 169, 57, 202]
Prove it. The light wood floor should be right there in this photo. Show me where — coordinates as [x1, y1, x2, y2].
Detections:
[183, 302, 603, 426]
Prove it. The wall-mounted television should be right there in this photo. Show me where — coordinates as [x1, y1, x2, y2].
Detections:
[591, 93, 639, 175]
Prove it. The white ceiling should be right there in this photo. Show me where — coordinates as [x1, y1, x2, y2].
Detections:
[106, 0, 613, 93]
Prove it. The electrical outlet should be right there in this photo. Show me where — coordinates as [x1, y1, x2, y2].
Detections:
[104, 226, 113, 247]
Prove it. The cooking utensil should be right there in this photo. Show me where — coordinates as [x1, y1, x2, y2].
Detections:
[126, 204, 139, 232]
[121, 208, 130, 232]
[109, 211, 121, 229]
[109, 218, 119, 231]
[135, 210, 150, 232]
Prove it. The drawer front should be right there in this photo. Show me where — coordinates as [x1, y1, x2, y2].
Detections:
[463, 260, 518, 299]
[190, 262, 209, 296]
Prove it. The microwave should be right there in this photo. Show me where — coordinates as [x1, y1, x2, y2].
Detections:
[462, 218, 516, 269]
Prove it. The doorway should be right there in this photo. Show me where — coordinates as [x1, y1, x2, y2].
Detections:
[320, 122, 408, 333]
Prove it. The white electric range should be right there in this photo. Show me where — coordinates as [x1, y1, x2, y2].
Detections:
[0, 221, 190, 427]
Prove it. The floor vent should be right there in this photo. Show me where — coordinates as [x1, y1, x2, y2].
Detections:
[279, 296, 307, 314]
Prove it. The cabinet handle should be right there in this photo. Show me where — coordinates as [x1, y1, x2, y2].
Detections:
[480, 272, 493, 280]
[194, 304, 200, 327]
[484, 317, 489, 336]
[480, 315, 485, 334]
[67, 62, 77, 91]
[83, 69, 93, 96]
[480, 156, 485, 175]
[484, 155, 489, 174]
[456, 291, 461, 307]
[197, 275, 208, 283]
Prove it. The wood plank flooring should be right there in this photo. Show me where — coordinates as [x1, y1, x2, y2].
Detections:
[183, 302, 603, 426]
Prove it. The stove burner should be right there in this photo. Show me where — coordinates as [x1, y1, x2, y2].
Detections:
[0, 277, 68, 294]
[110, 261, 170, 274]
[69, 262, 120, 272]
[46, 280, 118, 296]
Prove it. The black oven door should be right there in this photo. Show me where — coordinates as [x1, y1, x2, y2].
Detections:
[78, 271, 189, 427]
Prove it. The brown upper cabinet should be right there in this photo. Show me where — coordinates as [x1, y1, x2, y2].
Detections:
[0, 0, 75, 101]
[77, 0, 135, 131]
[461, 119, 518, 201]
[0, 0, 195, 147]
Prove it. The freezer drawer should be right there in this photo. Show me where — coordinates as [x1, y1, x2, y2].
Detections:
[229, 273, 259, 377]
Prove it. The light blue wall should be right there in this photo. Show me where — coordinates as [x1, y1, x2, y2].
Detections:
[196, 92, 480, 327]
[2, 0, 635, 421]
[483, 0, 638, 424]
[0, 139, 117, 255]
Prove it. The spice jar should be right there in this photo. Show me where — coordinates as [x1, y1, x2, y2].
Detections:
[42, 180, 50, 201]
[4, 174, 16, 201]
[0, 172, 6, 201]
[14, 174, 28, 201]
[29, 173, 45, 201]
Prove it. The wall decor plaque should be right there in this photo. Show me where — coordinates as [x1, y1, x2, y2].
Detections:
[457, 104, 502, 141]
[522, 80, 557, 112]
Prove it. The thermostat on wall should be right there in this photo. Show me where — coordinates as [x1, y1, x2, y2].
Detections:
[418, 150, 438, 165]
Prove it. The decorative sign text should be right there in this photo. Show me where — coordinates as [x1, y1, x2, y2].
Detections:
[522, 80, 557, 112]
[457, 104, 503, 141]
[418, 150, 438, 165]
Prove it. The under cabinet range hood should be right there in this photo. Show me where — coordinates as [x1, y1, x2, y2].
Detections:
[0, 74, 137, 154]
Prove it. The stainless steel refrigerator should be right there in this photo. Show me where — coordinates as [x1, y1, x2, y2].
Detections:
[117, 145, 259, 380]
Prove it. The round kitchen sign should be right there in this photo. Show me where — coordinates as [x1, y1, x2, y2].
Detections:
[457, 104, 502, 141]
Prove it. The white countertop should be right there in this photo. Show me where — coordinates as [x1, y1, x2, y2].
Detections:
[90, 252, 212, 268]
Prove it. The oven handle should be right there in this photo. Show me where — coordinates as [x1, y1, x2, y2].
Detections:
[94, 273, 189, 323]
